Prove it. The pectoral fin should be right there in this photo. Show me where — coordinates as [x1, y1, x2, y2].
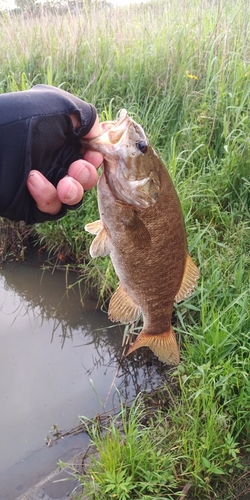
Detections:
[175, 254, 200, 303]
[122, 212, 151, 248]
[108, 283, 141, 323]
[127, 327, 180, 366]
[89, 228, 111, 258]
[85, 220, 103, 235]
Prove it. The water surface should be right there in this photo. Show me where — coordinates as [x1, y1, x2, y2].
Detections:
[0, 254, 166, 499]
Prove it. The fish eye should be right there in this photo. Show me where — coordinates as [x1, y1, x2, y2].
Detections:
[136, 141, 148, 154]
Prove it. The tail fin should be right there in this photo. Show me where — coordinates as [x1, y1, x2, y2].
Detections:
[126, 327, 180, 366]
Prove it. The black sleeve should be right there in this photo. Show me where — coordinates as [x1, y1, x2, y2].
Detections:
[0, 84, 97, 224]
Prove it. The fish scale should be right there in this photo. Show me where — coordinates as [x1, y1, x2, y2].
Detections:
[83, 110, 199, 365]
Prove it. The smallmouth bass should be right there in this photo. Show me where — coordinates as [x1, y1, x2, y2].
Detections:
[83, 110, 199, 365]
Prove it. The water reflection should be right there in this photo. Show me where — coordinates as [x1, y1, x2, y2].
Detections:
[0, 254, 170, 499]
[1, 260, 98, 344]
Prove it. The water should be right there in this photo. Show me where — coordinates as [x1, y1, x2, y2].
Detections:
[0, 252, 167, 500]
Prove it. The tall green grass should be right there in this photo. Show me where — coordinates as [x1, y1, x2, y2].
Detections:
[1, 0, 250, 497]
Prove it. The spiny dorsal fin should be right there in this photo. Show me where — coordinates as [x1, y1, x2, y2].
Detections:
[175, 254, 200, 303]
[108, 283, 141, 323]
[126, 327, 180, 366]
[89, 227, 111, 258]
[85, 220, 103, 235]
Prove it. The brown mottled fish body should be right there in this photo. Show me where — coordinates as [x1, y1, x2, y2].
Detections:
[84, 111, 199, 365]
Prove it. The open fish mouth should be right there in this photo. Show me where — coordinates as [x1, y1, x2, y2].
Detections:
[103, 108, 129, 132]
[99, 108, 128, 132]
[115, 108, 128, 126]
[81, 109, 159, 209]
[80, 109, 143, 154]
[80, 109, 129, 150]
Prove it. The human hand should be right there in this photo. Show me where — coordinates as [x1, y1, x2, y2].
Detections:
[0, 84, 106, 224]
[27, 115, 103, 215]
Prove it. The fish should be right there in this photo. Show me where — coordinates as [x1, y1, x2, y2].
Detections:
[83, 110, 199, 365]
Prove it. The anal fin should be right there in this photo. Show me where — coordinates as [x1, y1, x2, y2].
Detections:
[108, 283, 141, 323]
[126, 327, 180, 366]
[175, 254, 200, 303]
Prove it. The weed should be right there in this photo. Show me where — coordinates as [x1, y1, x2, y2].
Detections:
[0, 0, 249, 498]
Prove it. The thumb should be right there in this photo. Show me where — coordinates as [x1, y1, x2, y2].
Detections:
[27, 171, 62, 214]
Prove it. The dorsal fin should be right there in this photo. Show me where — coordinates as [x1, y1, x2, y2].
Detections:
[175, 254, 200, 303]
[108, 283, 141, 323]
[126, 327, 180, 366]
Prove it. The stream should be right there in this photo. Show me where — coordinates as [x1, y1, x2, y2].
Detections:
[0, 250, 167, 500]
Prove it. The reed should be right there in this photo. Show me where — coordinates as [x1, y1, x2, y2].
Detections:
[0, 0, 249, 497]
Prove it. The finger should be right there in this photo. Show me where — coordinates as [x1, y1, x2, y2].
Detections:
[84, 116, 102, 138]
[82, 117, 104, 167]
[70, 113, 103, 140]
[81, 121, 113, 165]
[70, 114, 104, 168]
[68, 160, 99, 190]
[83, 150, 104, 168]
[70, 112, 80, 129]
[56, 176, 84, 205]
[27, 171, 62, 215]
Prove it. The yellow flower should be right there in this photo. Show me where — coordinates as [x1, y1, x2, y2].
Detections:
[185, 70, 198, 80]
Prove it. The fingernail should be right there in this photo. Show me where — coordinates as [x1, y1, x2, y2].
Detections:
[65, 181, 78, 201]
[27, 171, 46, 188]
[80, 165, 91, 183]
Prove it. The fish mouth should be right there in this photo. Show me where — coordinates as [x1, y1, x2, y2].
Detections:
[80, 109, 133, 154]
[81, 110, 157, 209]
[113, 108, 128, 129]
[105, 109, 131, 146]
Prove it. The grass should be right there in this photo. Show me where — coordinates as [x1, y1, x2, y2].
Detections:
[0, 0, 250, 498]
[0, 220, 31, 262]
[70, 385, 248, 499]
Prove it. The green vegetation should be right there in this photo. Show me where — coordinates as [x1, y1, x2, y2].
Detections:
[0, 0, 249, 497]
[74, 387, 247, 499]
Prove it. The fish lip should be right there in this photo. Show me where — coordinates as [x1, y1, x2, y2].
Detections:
[80, 110, 132, 153]
[116, 108, 128, 124]
[83, 111, 156, 209]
